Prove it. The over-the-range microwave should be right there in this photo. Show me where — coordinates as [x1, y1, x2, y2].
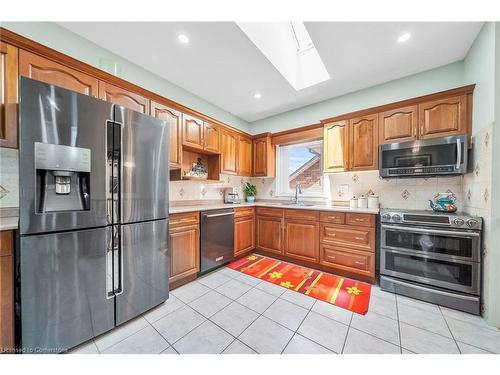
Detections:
[379, 135, 468, 178]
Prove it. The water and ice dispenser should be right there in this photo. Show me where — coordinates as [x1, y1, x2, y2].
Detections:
[34, 142, 91, 213]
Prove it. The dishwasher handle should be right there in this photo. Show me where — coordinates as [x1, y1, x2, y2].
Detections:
[203, 212, 235, 219]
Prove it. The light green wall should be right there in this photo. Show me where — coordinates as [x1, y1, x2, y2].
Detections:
[464, 23, 496, 133]
[1, 22, 250, 133]
[249, 61, 465, 134]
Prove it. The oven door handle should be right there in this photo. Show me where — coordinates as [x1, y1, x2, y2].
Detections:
[383, 277, 480, 302]
[456, 138, 462, 170]
[381, 224, 480, 238]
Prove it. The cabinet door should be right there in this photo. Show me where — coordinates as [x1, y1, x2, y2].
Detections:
[284, 220, 319, 263]
[169, 224, 200, 284]
[379, 105, 417, 144]
[98, 81, 149, 114]
[237, 135, 252, 176]
[256, 216, 283, 255]
[182, 114, 204, 150]
[349, 114, 378, 171]
[323, 121, 349, 173]
[203, 121, 220, 153]
[418, 95, 467, 139]
[0, 42, 18, 148]
[221, 129, 238, 174]
[151, 101, 182, 169]
[234, 216, 255, 257]
[0, 231, 14, 353]
[19, 49, 98, 97]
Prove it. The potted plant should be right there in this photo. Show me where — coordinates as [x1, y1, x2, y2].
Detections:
[243, 182, 257, 203]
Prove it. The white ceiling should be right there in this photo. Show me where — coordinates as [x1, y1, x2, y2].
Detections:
[58, 22, 483, 123]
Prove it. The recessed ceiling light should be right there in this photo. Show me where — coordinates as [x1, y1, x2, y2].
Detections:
[397, 32, 411, 43]
[253, 92, 262, 99]
[178, 34, 189, 44]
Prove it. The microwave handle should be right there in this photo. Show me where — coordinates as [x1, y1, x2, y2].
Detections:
[456, 138, 461, 170]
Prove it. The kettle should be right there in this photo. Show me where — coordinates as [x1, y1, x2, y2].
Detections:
[429, 193, 457, 213]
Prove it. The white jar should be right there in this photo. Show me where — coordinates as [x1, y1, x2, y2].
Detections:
[349, 196, 358, 209]
[368, 194, 379, 209]
[358, 195, 368, 209]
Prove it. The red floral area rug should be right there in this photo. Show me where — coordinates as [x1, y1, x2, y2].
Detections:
[227, 254, 371, 315]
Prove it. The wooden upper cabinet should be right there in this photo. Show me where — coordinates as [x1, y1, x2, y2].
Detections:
[379, 105, 418, 144]
[237, 135, 252, 177]
[98, 81, 149, 114]
[284, 220, 319, 263]
[19, 49, 98, 97]
[0, 42, 18, 148]
[220, 129, 238, 174]
[203, 121, 220, 153]
[252, 133, 275, 177]
[323, 120, 349, 173]
[418, 95, 467, 139]
[349, 114, 378, 171]
[151, 101, 182, 169]
[182, 114, 204, 150]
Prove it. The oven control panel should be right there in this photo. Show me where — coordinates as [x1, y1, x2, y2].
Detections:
[380, 209, 482, 230]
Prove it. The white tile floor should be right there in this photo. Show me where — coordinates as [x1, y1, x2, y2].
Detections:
[69, 266, 500, 354]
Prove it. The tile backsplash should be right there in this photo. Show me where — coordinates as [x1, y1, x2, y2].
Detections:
[169, 174, 252, 202]
[0, 148, 19, 208]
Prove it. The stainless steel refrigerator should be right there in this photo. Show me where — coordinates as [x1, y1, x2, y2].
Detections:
[17, 77, 169, 353]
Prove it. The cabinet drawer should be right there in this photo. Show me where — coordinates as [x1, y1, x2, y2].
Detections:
[170, 211, 200, 228]
[256, 207, 284, 218]
[234, 207, 255, 219]
[320, 245, 374, 276]
[284, 209, 318, 221]
[320, 224, 374, 252]
[0, 231, 13, 257]
[319, 212, 345, 224]
[346, 213, 375, 227]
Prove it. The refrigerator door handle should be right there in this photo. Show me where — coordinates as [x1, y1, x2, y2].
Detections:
[113, 225, 123, 296]
[106, 227, 114, 299]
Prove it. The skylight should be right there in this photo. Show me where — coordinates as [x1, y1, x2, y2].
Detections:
[237, 22, 330, 91]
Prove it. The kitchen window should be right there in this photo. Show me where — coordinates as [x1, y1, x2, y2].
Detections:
[276, 140, 328, 197]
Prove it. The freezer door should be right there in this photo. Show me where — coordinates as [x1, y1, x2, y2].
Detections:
[19, 77, 111, 235]
[20, 227, 115, 353]
[115, 219, 169, 325]
[115, 107, 169, 224]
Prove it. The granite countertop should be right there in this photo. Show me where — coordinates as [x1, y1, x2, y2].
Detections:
[0, 208, 19, 231]
[169, 201, 379, 215]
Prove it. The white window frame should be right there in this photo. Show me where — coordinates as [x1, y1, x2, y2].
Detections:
[275, 140, 329, 198]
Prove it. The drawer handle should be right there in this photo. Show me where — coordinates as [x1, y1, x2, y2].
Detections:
[354, 218, 364, 222]
[327, 255, 336, 260]
[354, 261, 365, 265]
[354, 236, 364, 240]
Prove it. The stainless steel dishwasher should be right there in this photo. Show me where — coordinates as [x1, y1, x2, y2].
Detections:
[200, 208, 235, 274]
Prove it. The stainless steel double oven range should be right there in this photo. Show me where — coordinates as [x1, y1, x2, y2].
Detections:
[379, 209, 482, 315]
[17, 78, 170, 353]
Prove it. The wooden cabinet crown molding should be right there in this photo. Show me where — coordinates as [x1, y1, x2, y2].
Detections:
[320, 84, 475, 125]
[0, 27, 251, 138]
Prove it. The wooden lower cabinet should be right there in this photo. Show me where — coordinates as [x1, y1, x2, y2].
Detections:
[255, 209, 376, 281]
[0, 231, 14, 353]
[169, 213, 200, 286]
[320, 244, 374, 278]
[256, 215, 283, 255]
[283, 219, 319, 263]
[234, 208, 255, 258]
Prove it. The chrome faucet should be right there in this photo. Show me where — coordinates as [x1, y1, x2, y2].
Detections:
[294, 183, 302, 205]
